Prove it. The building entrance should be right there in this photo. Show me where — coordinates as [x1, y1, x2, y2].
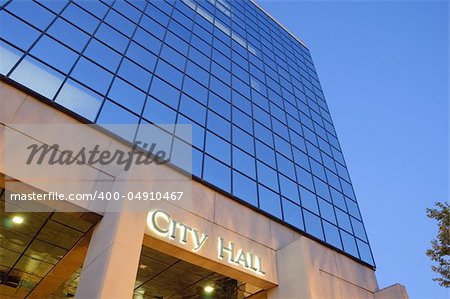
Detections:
[133, 245, 263, 299]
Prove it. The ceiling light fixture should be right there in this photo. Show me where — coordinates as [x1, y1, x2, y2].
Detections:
[204, 285, 214, 294]
[12, 216, 24, 224]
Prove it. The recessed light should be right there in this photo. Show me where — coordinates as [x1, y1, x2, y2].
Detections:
[12, 216, 24, 224]
[204, 285, 214, 294]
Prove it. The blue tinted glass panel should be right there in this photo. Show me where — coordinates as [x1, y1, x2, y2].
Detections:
[304, 209, 324, 240]
[347, 198, 362, 220]
[232, 126, 254, 155]
[149, 77, 180, 109]
[55, 79, 102, 121]
[95, 23, 130, 53]
[126, 42, 157, 72]
[209, 92, 231, 119]
[97, 100, 139, 142]
[62, 3, 100, 34]
[330, 188, 347, 211]
[84, 39, 122, 72]
[351, 217, 368, 242]
[279, 175, 300, 204]
[256, 161, 279, 192]
[205, 132, 231, 164]
[105, 10, 135, 37]
[207, 112, 230, 141]
[1, 0, 374, 266]
[356, 239, 374, 265]
[341, 230, 359, 258]
[10, 56, 64, 99]
[186, 61, 209, 87]
[177, 115, 205, 149]
[296, 166, 314, 191]
[6, 0, 55, 30]
[108, 77, 146, 114]
[179, 95, 206, 125]
[258, 185, 282, 219]
[143, 97, 177, 124]
[118, 59, 152, 91]
[39, 0, 68, 14]
[323, 221, 342, 250]
[30, 36, 78, 73]
[232, 146, 256, 179]
[203, 156, 231, 193]
[113, 1, 141, 22]
[254, 122, 273, 147]
[233, 171, 257, 206]
[335, 208, 353, 233]
[0, 41, 23, 75]
[155, 60, 183, 89]
[46, 18, 90, 52]
[70, 58, 113, 94]
[255, 140, 276, 168]
[318, 198, 337, 225]
[282, 198, 303, 229]
[300, 186, 319, 215]
[192, 148, 203, 177]
[183, 77, 207, 105]
[0, 11, 41, 51]
[76, 1, 108, 18]
[134, 28, 162, 55]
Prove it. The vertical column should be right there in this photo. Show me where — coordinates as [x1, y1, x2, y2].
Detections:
[75, 211, 147, 299]
[267, 237, 313, 299]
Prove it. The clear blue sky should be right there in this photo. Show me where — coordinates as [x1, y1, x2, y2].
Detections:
[258, 1, 449, 298]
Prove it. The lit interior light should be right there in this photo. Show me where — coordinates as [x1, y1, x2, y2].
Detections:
[12, 216, 24, 224]
[138, 264, 148, 269]
[204, 285, 214, 294]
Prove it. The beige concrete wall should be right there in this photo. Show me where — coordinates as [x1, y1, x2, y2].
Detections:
[375, 284, 409, 299]
[0, 81, 409, 299]
[266, 236, 378, 299]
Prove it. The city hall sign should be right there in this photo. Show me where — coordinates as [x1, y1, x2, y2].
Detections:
[147, 210, 266, 276]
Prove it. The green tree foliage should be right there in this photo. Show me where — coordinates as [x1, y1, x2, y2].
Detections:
[426, 201, 450, 287]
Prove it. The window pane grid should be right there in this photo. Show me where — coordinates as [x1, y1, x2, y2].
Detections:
[0, 0, 374, 266]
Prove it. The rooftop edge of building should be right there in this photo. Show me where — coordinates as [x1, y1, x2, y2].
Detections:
[250, 0, 308, 48]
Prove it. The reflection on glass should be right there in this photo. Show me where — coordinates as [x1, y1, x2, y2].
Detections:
[108, 77, 146, 114]
[203, 155, 231, 192]
[256, 161, 279, 192]
[70, 57, 113, 94]
[335, 208, 353, 233]
[0, 11, 40, 50]
[62, 2, 100, 34]
[6, 0, 55, 30]
[55, 79, 102, 121]
[356, 239, 374, 265]
[10, 56, 64, 100]
[279, 175, 300, 204]
[84, 39, 122, 72]
[0, 0, 375, 265]
[233, 171, 257, 206]
[46, 18, 90, 52]
[323, 221, 342, 250]
[232, 146, 256, 179]
[282, 198, 303, 229]
[30, 36, 78, 73]
[0, 41, 22, 75]
[258, 185, 282, 219]
[205, 132, 230, 164]
[303, 209, 324, 241]
[341, 230, 359, 258]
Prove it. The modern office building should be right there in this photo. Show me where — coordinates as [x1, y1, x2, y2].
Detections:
[0, 0, 408, 298]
